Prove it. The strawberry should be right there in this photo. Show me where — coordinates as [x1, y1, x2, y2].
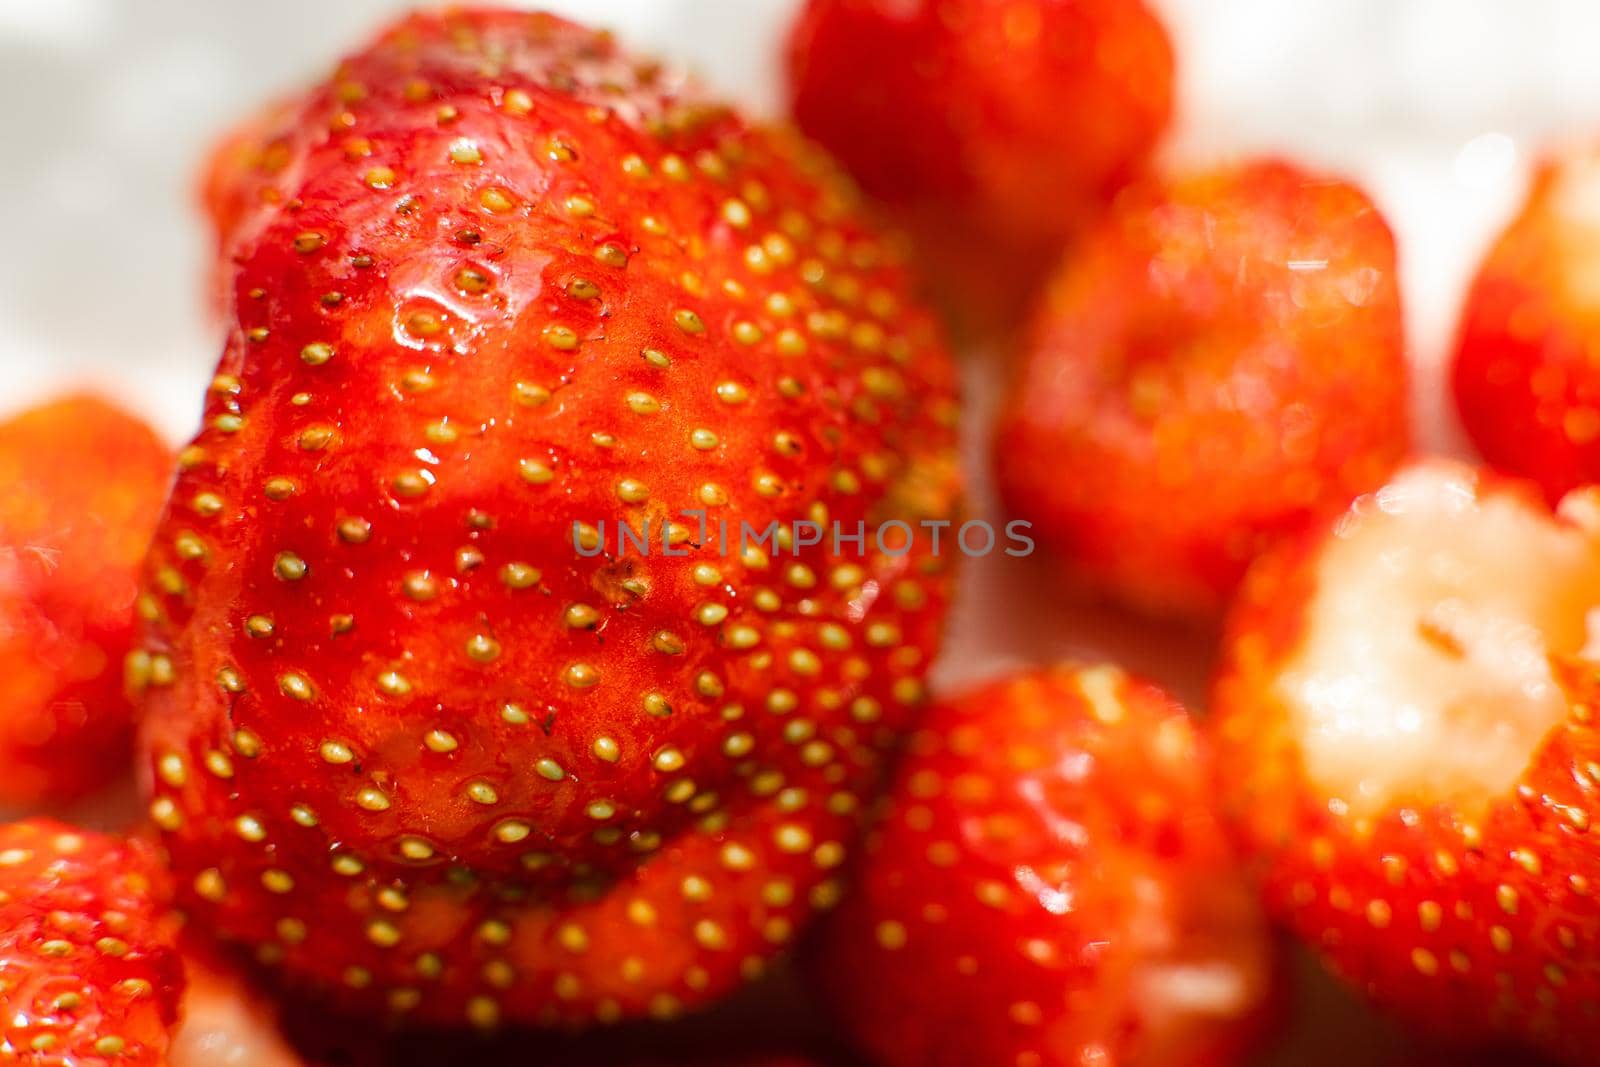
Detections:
[1213, 459, 1600, 1065]
[786, 0, 1174, 329]
[1453, 143, 1600, 503]
[0, 395, 171, 803]
[138, 8, 961, 1031]
[810, 664, 1274, 1067]
[0, 820, 183, 1065]
[996, 160, 1410, 618]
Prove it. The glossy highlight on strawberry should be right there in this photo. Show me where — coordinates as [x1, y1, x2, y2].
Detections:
[138, 7, 961, 1032]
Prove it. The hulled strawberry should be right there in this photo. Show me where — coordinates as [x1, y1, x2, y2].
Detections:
[138, 8, 960, 1031]
[0, 820, 183, 1065]
[0, 395, 171, 804]
[1214, 459, 1600, 1065]
[811, 664, 1274, 1067]
[1453, 144, 1600, 502]
[997, 160, 1409, 618]
[786, 0, 1174, 328]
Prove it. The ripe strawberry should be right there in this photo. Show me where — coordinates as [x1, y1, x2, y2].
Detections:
[138, 8, 960, 1031]
[996, 160, 1409, 618]
[0, 395, 171, 803]
[786, 0, 1174, 328]
[0, 820, 183, 1065]
[811, 664, 1274, 1067]
[1213, 459, 1600, 1065]
[1453, 143, 1600, 503]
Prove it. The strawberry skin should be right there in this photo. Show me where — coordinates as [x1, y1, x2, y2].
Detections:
[786, 0, 1174, 328]
[138, 8, 960, 1030]
[811, 664, 1274, 1067]
[1213, 460, 1600, 1065]
[1453, 144, 1600, 503]
[0, 395, 171, 804]
[0, 820, 183, 1065]
[996, 160, 1409, 618]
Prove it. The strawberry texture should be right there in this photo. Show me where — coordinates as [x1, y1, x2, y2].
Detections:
[0, 820, 183, 1066]
[137, 7, 961, 1032]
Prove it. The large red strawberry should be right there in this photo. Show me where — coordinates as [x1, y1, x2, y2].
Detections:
[138, 8, 961, 1032]
[811, 664, 1275, 1067]
[996, 159, 1409, 619]
[1213, 458, 1600, 1065]
[0, 395, 171, 804]
[1453, 143, 1600, 503]
[0, 820, 184, 1065]
[786, 0, 1174, 329]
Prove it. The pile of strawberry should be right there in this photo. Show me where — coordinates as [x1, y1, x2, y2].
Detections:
[6, 3, 1600, 1067]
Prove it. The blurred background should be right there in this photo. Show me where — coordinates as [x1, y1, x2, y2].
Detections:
[9, 0, 1600, 441]
[0, 3, 1587, 1064]
[5, 0, 1600, 446]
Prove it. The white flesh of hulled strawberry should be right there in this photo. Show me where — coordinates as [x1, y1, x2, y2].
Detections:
[1276, 460, 1600, 815]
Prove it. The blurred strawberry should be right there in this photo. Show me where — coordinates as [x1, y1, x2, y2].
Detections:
[812, 664, 1275, 1067]
[787, 0, 1174, 329]
[140, 8, 960, 1032]
[1453, 143, 1600, 502]
[0, 395, 170, 804]
[1214, 459, 1600, 1065]
[996, 160, 1409, 618]
[0, 820, 183, 1065]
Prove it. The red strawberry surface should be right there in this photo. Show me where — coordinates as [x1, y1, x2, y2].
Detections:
[0, 820, 183, 1065]
[138, 8, 961, 1032]
[996, 159, 1410, 619]
[1213, 459, 1600, 1065]
[0, 395, 171, 804]
[1453, 143, 1600, 503]
[786, 0, 1174, 328]
[811, 664, 1274, 1067]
